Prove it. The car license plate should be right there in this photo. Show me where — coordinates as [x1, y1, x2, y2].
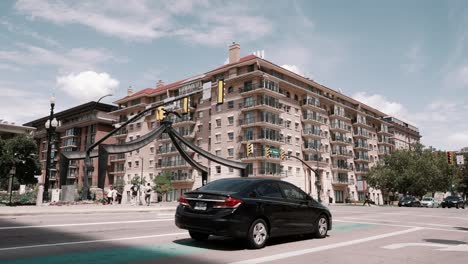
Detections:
[194, 202, 207, 211]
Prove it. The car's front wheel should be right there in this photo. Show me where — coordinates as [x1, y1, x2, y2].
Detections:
[315, 214, 329, 238]
[247, 219, 269, 249]
[189, 230, 210, 241]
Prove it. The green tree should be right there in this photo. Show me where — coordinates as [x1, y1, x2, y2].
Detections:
[0, 135, 41, 190]
[114, 178, 126, 194]
[152, 171, 173, 202]
[365, 143, 450, 198]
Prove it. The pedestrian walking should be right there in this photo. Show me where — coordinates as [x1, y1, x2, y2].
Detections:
[144, 183, 152, 206]
[363, 193, 371, 206]
[131, 184, 138, 206]
[106, 186, 114, 205]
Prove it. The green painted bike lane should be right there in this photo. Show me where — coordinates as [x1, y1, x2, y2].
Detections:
[2, 222, 374, 264]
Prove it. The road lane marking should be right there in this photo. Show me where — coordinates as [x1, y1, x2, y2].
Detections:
[228, 227, 423, 264]
[335, 219, 468, 233]
[0, 218, 174, 230]
[383, 242, 468, 252]
[343, 216, 456, 228]
[0, 232, 188, 251]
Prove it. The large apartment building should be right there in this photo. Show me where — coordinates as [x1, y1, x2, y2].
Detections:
[111, 43, 421, 204]
[25, 102, 118, 191]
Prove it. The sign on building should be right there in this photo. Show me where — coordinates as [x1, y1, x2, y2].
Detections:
[456, 155, 465, 165]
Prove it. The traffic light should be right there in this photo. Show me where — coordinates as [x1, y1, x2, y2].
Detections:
[447, 151, 454, 165]
[156, 106, 167, 121]
[246, 142, 253, 157]
[280, 148, 286, 160]
[217, 79, 225, 104]
[265, 146, 270, 158]
[182, 97, 190, 115]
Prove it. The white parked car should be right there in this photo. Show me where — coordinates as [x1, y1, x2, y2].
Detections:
[420, 197, 437, 208]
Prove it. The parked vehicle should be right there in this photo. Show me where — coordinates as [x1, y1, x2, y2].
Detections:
[420, 197, 437, 208]
[175, 178, 332, 249]
[398, 196, 421, 207]
[441, 196, 465, 209]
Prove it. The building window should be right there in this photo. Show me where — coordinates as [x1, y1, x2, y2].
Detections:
[296, 167, 301, 176]
[229, 167, 234, 173]
[228, 116, 234, 125]
[228, 87, 234, 94]
[228, 148, 234, 157]
[198, 125, 202, 132]
[135, 161, 139, 167]
[198, 111, 203, 118]
[228, 132, 234, 141]
[136, 123, 141, 129]
[215, 150, 221, 156]
[216, 105, 222, 112]
[295, 122, 299, 130]
[149, 160, 154, 167]
[215, 134, 221, 143]
[127, 162, 132, 168]
[216, 166, 221, 174]
[216, 119, 221, 127]
[228, 101, 234, 109]
[150, 147, 154, 154]
[149, 173, 154, 180]
[197, 139, 202, 146]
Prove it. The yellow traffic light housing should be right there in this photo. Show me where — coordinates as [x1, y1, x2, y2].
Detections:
[156, 106, 167, 121]
[280, 148, 286, 160]
[447, 151, 453, 165]
[265, 146, 270, 158]
[217, 79, 225, 104]
[182, 97, 190, 115]
[246, 142, 253, 157]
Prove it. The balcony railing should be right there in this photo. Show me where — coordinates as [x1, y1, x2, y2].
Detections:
[239, 100, 283, 112]
[239, 83, 283, 96]
[156, 160, 189, 168]
[171, 175, 194, 182]
[332, 176, 349, 184]
[238, 117, 283, 127]
[302, 129, 323, 137]
[238, 134, 284, 144]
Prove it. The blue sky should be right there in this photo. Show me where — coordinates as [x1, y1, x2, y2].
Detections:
[1, 0, 467, 151]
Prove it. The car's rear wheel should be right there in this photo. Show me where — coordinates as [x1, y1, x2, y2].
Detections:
[189, 230, 210, 241]
[315, 214, 328, 238]
[247, 219, 268, 249]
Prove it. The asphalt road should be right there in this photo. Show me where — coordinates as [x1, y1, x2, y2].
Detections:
[0, 205, 467, 264]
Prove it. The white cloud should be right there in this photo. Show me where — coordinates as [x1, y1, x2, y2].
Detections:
[0, 44, 113, 71]
[0, 82, 49, 123]
[56, 71, 119, 103]
[281, 64, 302, 76]
[14, 0, 272, 45]
[352, 92, 408, 119]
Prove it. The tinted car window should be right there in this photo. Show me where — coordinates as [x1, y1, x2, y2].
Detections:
[256, 182, 283, 198]
[198, 179, 253, 193]
[279, 182, 307, 200]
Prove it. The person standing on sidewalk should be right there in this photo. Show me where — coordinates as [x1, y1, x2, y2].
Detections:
[144, 183, 152, 206]
[131, 184, 138, 206]
[107, 186, 114, 205]
[363, 193, 371, 206]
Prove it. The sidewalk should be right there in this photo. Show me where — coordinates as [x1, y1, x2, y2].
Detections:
[0, 202, 179, 216]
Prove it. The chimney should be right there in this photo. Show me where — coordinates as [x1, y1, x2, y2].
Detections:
[156, 80, 165, 88]
[228, 42, 240, 64]
[127, 86, 133, 96]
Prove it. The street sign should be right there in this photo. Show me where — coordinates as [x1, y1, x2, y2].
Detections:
[456, 155, 464, 165]
[270, 148, 279, 156]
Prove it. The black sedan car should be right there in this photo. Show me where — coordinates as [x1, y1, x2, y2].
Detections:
[398, 196, 421, 207]
[175, 178, 332, 249]
[441, 196, 465, 209]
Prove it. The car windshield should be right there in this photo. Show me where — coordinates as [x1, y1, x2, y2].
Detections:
[401, 197, 413, 201]
[197, 179, 254, 194]
[445, 196, 459, 201]
[422, 198, 432, 201]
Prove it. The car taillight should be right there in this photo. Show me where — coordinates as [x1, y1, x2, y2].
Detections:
[213, 196, 243, 209]
[179, 195, 189, 206]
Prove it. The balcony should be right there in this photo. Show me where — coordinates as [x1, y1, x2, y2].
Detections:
[110, 102, 148, 116]
[238, 117, 284, 130]
[352, 120, 373, 130]
[355, 167, 369, 175]
[329, 112, 352, 122]
[301, 98, 327, 113]
[156, 160, 191, 169]
[329, 123, 351, 134]
[302, 129, 324, 139]
[157, 146, 194, 156]
[113, 128, 128, 138]
[253, 169, 288, 178]
[332, 176, 349, 186]
[238, 134, 284, 146]
[170, 115, 196, 127]
[330, 137, 352, 145]
[239, 83, 284, 98]
[354, 144, 370, 151]
[109, 170, 125, 175]
[238, 152, 282, 162]
[331, 165, 352, 173]
[378, 139, 394, 146]
[378, 150, 392, 156]
[57, 112, 117, 131]
[303, 146, 325, 154]
[377, 129, 393, 137]
[239, 100, 283, 114]
[171, 175, 195, 183]
[110, 153, 126, 162]
[301, 114, 326, 126]
[353, 131, 371, 139]
[354, 156, 370, 163]
[303, 156, 329, 167]
[331, 151, 353, 159]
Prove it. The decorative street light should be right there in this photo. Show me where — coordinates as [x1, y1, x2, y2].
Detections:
[43, 96, 59, 203]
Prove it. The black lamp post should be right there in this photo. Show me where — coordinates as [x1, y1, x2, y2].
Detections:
[8, 166, 16, 206]
[43, 96, 58, 203]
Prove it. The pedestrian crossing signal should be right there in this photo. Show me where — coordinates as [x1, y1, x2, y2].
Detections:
[265, 146, 270, 158]
[246, 142, 253, 157]
[280, 148, 286, 160]
[156, 106, 167, 121]
[217, 79, 225, 104]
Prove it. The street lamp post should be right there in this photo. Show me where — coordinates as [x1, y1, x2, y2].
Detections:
[43, 96, 58, 203]
[8, 166, 16, 206]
